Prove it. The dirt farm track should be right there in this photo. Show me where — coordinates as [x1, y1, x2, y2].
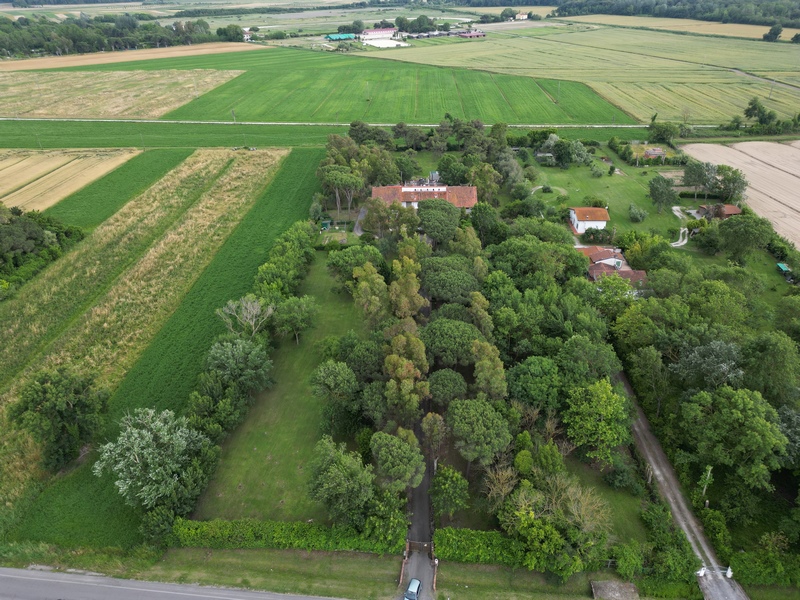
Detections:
[681, 142, 800, 248]
[0, 42, 271, 71]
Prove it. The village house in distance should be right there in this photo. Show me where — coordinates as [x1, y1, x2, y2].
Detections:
[371, 185, 478, 211]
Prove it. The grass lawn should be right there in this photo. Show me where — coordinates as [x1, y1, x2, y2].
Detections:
[565, 457, 647, 546]
[436, 562, 612, 599]
[533, 155, 682, 239]
[195, 250, 366, 522]
[7, 148, 324, 549]
[44, 149, 192, 230]
[140, 548, 399, 600]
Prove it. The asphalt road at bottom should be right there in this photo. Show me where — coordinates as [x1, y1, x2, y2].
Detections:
[0, 567, 344, 600]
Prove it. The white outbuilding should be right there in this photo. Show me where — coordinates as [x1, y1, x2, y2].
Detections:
[569, 207, 610, 234]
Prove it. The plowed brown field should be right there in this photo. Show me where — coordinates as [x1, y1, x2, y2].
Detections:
[0, 70, 242, 119]
[682, 142, 800, 247]
[0, 149, 139, 211]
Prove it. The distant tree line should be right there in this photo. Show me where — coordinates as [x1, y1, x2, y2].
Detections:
[0, 14, 235, 57]
[551, 0, 800, 30]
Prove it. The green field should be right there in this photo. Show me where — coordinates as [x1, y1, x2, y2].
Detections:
[44, 149, 193, 230]
[57, 47, 633, 125]
[7, 148, 324, 548]
[376, 25, 800, 123]
[0, 120, 345, 149]
[196, 251, 365, 523]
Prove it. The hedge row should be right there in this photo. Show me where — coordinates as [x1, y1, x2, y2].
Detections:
[730, 551, 800, 587]
[433, 527, 526, 568]
[172, 517, 399, 555]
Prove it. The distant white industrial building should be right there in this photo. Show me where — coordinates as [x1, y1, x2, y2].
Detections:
[360, 28, 397, 41]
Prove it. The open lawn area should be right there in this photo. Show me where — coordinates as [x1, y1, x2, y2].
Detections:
[195, 251, 366, 523]
[532, 154, 683, 239]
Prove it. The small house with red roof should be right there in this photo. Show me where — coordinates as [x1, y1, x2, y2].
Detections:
[698, 204, 742, 220]
[371, 185, 478, 212]
[569, 207, 610, 234]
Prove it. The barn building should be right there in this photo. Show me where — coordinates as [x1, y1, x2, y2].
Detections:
[371, 185, 478, 211]
[569, 207, 610, 234]
[361, 28, 397, 40]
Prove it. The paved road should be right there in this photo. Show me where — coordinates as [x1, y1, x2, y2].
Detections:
[0, 567, 342, 600]
[619, 375, 749, 600]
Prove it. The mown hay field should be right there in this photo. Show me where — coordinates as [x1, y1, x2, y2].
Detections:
[63, 47, 634, 125]
[0, 149, 139, 211]
[0, 70, 242, 119]
[681, 142, 800, 248]
[371, 26, 800, 123]
[560, 14, 800, 40]
[8, 148, 323, 549]
[45, 149, 194, 230]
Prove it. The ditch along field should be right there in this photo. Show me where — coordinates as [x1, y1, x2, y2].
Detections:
[374, 24, 800, 124]
[682, 141, 800, 248]
[54, 47, 634, 125]
[0, 149, 139, 211]
[0, 147, 289, 542]
[6, 148, 324, 549]
[0, 71, 242, 119]
[560, 14, 800, 40]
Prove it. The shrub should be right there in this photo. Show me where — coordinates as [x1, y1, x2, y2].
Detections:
[173, 517, 403, 554]
[698, 508, 732, 563]
[433, 527, 526, 567]
[629, 203, 649, 223]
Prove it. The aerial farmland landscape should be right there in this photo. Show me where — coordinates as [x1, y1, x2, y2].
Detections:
[1, 2, 800, 600]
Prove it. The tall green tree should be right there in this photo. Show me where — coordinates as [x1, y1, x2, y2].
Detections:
[648, 174, 678, 214]
[431, 465, 469, 518]
[681, 386, 787, 491]
[421, 411, 448, 472]
[448, 397, 511, 471]
[274, 295, 319, 344]
[352, 262, 390, 327]
[417, 198, 461, 247]
[10, 368, 108, 471]
[309, 435, 374, 529]
[718, 213, 773, 263]
[564, 379, 630, 466]
[93, 408, 219, 514]
[714, 165, 748, 203]
[370, 429, 426, 494]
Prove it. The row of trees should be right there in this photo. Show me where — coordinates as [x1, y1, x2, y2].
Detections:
[53, 222, 317, 542]
[722, 97, 800, 135]
[552, 0, 800, 30]
[0, 14, 239, 56]
[0, 205, 84, 300]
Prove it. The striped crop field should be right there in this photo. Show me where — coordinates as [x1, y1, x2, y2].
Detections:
[7, 148, 323, 548]
[372, 25, 800, 123]
[0, 149, 286, 524]
[48, 47, 633, 125]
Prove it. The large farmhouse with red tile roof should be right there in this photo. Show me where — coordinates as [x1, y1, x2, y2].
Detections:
[371, 185, 478, 211]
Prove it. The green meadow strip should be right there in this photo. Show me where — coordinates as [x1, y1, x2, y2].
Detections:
[8, 148, 324, 549]
[0, 121, 345, 149]
[44, 149, 193, 230]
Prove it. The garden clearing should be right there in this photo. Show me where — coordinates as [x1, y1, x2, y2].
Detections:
[0, 149, 139, 211]
[0, 42, 270, 71]
[0, 70, 243, 119]
[681, 142, 800, 247]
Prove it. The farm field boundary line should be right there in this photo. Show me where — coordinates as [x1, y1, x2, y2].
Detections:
[0, 116, 676, 128]
[9, 149, 323, 548]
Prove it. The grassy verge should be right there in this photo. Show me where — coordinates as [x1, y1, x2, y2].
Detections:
[140, 548, 399, 600]
[0, 121, 345, 149]
[44, 149, 193, 230]
[5, 148, 325, 549]
[195, 251, 366, 523]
